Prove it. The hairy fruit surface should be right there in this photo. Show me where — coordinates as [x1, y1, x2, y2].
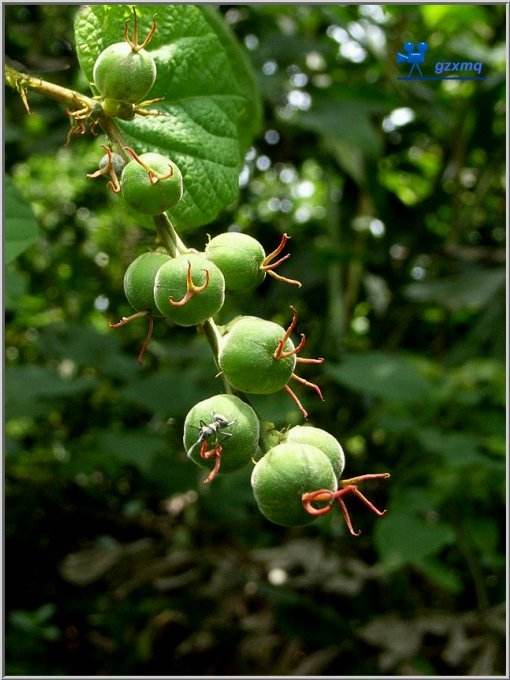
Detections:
[219, 317, 296, 394]
[121, 152, 183, 215]
[251, 443, 337, 526]
[184, 394, 259, 475]
[205, 232, 266, 293]
[285, 425, 345, 479]
[93, 42, 156, 104]
[153, 253, 225, 326]
[124, 251, 171, 315]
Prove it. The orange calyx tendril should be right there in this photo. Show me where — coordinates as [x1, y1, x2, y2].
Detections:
[108, 310, 154, 365]
[87, 145, 121, 193]
[168, 260, 210, 307]
[199, 440, 223, 484]
[302, 473, 391, 536]
[125, 10, 157, 53]
[123, 146, 174, 184]
[275, 306, 325, 419]
[260, 233, 302, 287]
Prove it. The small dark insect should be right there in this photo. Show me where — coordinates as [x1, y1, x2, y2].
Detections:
[187, 413, 235, 457]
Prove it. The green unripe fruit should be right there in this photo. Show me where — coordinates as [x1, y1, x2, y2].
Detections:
[219, 317, 295, 394]
[251, 443, 337, 526]
[93, 42, 156, 103]
[183, 394, 259, 474]
[121, 153, 183, 215]
[153, 253, 225, 326]
[285, 426, 345, 479]
[123, 251, 171, 315]
[205, 232, 265, 293]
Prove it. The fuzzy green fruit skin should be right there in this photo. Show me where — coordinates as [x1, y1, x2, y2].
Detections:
[121, 153, 183, 215]
[219, 317, 296, 394]
[183, 394, 259, 474]
[93, 42, 156, 103]
[205, 232, 265, 293]
[286, 426, 345, 479]
[123, 252, 171, 315]
[153, 253, 225, 327]
[251, 443, 337, 526]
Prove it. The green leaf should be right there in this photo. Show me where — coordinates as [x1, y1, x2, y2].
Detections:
[4, 176, 40, 263]
[294, 92, 385, 157]
[74, 4, 261, 230]
[5, 366, 98, 419]
[374, 511, 455, 569]
[414, 557, 462, 594]
[404, 267, 505, 311]
[200, 5, 263, 152]
[326, 352, 431, 403]
[417, 428, 496, 468]
[94, 430, 166, 474]
[5, 265, 28, 310]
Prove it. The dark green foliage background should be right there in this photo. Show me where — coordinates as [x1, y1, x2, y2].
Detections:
[4, 4, 506, 676]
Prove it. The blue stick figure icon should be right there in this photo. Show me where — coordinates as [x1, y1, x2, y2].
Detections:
[396, 41, 428, 77]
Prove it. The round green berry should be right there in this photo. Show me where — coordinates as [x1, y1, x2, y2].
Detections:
[121, 153, 183, 215]
[183, 394, 259, 474]
[93, 42, 156, 104]
[285, 426, 345, 479]
[153, 253, 225, 327]
[123, 251, 170, 315]
[251, 443, 337, 526]
[205, 232, 266, 293]
[219, 317, 295, 394]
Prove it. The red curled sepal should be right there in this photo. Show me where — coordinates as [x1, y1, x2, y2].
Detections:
[275, 306, 325, 420]
[168, 260, 210, 307]
[87, 145, 122, 193]
[199, 440, 223, 484]
[260, 233, 302, 288]
[301, 472, 390, 536]
[124, 10, 157, 53]
[109, 310, 154, 365]
[124, 146, 174, 184]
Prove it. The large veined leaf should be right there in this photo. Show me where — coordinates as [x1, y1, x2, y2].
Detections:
[374, 511, 455, 569]
[74, 4, 262, 231]
[404, 267, 505, 311]
[326, 351, 431, 403]
[4, 176, 40, 263]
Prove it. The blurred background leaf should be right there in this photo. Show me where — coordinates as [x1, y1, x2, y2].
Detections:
[5, 175, 40, 263]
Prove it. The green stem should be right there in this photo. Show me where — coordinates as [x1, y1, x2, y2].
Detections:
[5, 64, 97, 112]
[153, 214, 178, 257]
[155, 212, 188, 255]
[201, 319, 226, 375]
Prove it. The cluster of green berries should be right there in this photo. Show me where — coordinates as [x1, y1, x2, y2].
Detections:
[94, 12, 390, 537]
[110, 241, 390, 534]
[111, 237, 317, 410]
[183, 395, 389, 535]
[88, 12, 184, 216]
